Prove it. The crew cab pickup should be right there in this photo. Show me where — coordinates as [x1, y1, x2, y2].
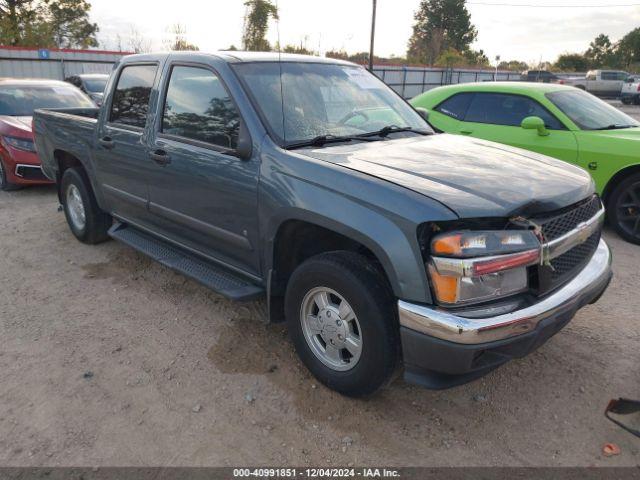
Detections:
[33, 52, 613, 396]
[560, 69, 629, 97]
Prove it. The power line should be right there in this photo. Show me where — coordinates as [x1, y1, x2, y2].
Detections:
[467, 1, 640, 6]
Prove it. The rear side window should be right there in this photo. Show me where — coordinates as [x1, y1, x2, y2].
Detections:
[162, 66, 241, 149]
[435, 92, 473, 120]
[109, 64, 157, 128]
[464, 93, 565, 130]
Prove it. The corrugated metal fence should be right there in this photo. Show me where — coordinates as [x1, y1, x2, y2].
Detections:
[0, 46, 128, 80]
[372, 65, 523, 98]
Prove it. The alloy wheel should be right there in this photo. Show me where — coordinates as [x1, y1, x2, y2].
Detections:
[300, 286, 363, 371]
[616, 180, 640, 241]
[66, 184, 86, 231]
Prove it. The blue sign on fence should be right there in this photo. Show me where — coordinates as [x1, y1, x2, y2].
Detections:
[38, 49, 50, 60]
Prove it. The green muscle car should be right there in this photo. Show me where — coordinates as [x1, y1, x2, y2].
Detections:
[411, 82, 640, 244]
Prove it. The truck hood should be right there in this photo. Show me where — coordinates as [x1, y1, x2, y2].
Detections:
[298, 134, 594, 218]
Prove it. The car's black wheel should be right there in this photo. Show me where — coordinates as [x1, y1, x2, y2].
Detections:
[607, 172, 640, 245]
[285, 251, 399, 397]
[621, 96, 631, 105]
[0, 158, 21, 191]
[634, 95, 640, 106]
[60, 167, 112, 244]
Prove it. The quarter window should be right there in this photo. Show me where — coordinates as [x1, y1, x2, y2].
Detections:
[162, 66, 240, 149]
[464, 93, 564, 130]
[109, 64, 157, 128]
[435, 92, 473, 120]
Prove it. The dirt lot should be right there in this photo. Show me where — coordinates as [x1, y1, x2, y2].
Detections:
[1, 107, 639, 467]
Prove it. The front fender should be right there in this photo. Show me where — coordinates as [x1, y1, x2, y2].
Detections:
[259, 149, 458, 303]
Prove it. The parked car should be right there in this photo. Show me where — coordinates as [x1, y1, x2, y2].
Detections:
[65, 73, 109, 106]
[0, 78, 95, 190]
[560, 69, 629, 97]
[33, 52, 612, 396]
[411, 82, 640, 244]
[521, 70, 559, 83]
[621, 75, 640, 104]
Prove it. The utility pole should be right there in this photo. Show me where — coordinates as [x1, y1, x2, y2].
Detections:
[369, 0, 377, 72]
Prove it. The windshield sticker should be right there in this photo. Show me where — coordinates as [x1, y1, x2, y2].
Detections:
[344, 69, 381, 89]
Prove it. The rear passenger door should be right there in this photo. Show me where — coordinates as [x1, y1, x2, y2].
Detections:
[145, 63, 260, 276]
[95, 63, 159, 224]
[458, 92, 578, 162]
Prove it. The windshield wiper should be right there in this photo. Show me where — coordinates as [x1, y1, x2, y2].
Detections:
[357, 125, 431, 138]
[593, 124, 638, 130]
[286, 134, 377, 150]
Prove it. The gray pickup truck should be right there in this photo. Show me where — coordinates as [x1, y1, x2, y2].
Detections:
[33, 52, 612, 396]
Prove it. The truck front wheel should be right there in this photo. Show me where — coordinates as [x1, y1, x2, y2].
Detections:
[60, 168, 111, 244]
[285, 251, 399, 397]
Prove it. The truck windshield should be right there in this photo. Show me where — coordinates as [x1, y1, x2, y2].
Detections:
[546, 89, 639, 130]
[233, 62, 431, 147]
[0, 85, 94, 116]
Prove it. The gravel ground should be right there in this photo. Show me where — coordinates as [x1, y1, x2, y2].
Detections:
[0, 105, 639, 467]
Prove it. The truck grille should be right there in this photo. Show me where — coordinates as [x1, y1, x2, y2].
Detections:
[534, 195, 602, 295]
[538, 195, 602, 241]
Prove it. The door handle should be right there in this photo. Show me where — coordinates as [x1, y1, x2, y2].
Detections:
[98, 136, 115, 149]
[460, 130, 473, 135]
[149, 149, 171, 165]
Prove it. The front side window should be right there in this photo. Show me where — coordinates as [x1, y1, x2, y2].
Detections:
[162, 66, 240, 149]
[547, 89, 639, 130]
[464, 93, 564, 129]
[0, 84, 93, 116]
[109, 64, 157, 128]
[435, 92, 473, 119]
[233, 62, 430, 146]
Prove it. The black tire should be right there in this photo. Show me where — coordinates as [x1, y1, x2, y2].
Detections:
[607, 172, 640, 245]
[0, 158, 21, 191]
[285, 251, 399, 397]
[621, 96, 631, 105]
[634, 95, 640, 106]
[60, 167, 112, 244]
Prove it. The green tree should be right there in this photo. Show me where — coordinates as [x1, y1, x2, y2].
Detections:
[497, 60, 529, 71]
[407, 0, 477, 65]
[435, 48, 467, 67]
[166, 24, 199, 51]
[554, 53, 590, 72]
[618, 28, 640, 68]
[242, 0, 278, 51]
[585, 34, 618, 68]
[0, 0, 98, 48]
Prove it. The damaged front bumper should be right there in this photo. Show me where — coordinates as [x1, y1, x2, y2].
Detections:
[398, 238, 613, 389]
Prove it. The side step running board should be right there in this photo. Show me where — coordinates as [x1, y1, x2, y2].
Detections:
[108, 222, 264, 302]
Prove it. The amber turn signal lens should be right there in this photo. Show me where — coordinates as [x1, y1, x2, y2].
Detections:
[428, 265, 458, 304]
[432, 234, 462, 256]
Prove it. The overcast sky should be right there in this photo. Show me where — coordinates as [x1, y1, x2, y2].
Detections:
[90, 0, 640, 64]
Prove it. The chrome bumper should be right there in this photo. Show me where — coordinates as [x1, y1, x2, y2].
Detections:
[399, 238, 612, 345]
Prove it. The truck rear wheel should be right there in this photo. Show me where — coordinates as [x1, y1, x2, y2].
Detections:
[285, 251, 399, 397]
[608, 172, 640, 245]
[60, 168, 111, 244]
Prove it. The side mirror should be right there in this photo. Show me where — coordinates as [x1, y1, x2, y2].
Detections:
[235, 121, 253, 161]
[415, 107, 430, 121]
[521, 116, 549, 136]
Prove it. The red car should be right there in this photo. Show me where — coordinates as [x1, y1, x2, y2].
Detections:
[0, 78, 94, 190]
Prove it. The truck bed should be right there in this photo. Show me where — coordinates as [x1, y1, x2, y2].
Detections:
[32, 107, 101, 182]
